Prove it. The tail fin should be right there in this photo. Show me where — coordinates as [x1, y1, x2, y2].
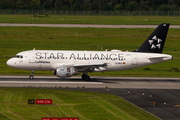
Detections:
[134, 23, 170, 53]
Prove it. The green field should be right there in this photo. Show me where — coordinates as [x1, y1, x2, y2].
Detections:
[0, 87, 158, 120]
[1, 15, 180, 25]
[0, 27, 179, 77]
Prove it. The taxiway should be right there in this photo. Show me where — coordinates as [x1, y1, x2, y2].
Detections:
[1, 23, 180, 28]
[0, 76, 180, 89]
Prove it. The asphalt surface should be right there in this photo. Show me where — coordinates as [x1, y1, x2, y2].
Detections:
[0, 76, 180, 89]
[0, 76, 180, 120]
[1, 23, 180, 28]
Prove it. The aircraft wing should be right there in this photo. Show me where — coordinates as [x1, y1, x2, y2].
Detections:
[73, 63, 108, 72]
[74, 63, 107, 67]
[51, 62, 108, 72]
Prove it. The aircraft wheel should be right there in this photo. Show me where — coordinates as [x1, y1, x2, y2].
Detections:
[86, 76, 90, 80]
[81, 74, 90, 80]
[29, 75, 34, 79]
[81, 74, 86, 80]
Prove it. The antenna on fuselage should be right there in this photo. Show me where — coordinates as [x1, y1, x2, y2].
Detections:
[33, 48, 35, 51]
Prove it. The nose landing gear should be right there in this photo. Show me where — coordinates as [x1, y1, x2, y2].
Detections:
[29, 70, 34, 79]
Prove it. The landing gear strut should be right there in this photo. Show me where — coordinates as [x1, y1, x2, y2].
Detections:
[29, 70, 34, 79]
[81, 72, 90, 80]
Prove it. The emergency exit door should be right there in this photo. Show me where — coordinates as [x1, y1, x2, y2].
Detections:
[29, 52, 35, 63]
[132, 54, 137, 65]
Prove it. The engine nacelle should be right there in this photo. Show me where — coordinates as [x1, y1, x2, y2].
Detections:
[54, 67, 74, 77]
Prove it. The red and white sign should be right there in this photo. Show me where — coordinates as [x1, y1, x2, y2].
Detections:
[36, 99, 52, 104]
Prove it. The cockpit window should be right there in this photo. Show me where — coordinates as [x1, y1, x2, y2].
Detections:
[13, 55, 23, 59]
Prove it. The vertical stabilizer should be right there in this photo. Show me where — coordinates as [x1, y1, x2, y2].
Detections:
[134, 23, 170, 53]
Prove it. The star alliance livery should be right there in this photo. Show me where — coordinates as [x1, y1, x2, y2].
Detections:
[7, 23, 172, 80]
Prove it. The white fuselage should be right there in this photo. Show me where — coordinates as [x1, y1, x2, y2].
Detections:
[7, 50, 172, 72]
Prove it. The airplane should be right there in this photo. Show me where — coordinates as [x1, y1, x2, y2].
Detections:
[7, 23, 172, 80]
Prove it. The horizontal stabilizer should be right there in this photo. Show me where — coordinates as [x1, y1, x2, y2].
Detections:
[148, 56, 167, 59]
[148, 55, 173, 60]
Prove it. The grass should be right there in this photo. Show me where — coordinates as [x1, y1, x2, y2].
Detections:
[0, 87, 158, 120]
[0, 27, 180, 77]
[1, 15, 180, 25]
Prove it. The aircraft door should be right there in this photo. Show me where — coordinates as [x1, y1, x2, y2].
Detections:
[29, 52, 35, 63]
[132, 54, 137, 65]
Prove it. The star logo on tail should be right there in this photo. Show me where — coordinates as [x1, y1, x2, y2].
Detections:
[148, 35, 162, 49]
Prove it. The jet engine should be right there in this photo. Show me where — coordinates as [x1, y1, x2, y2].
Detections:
[53, 67, 79, 77]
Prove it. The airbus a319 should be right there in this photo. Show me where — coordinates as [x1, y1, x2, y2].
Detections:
[7, 23, 172, 80]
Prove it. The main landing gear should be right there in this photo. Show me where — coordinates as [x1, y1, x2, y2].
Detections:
[81, 72, 90, 80]
[29, 70, 34, 79]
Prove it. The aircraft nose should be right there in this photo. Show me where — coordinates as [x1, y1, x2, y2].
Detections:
[7, 59, 15, 67]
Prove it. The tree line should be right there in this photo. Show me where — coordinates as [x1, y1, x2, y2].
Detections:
[0, 0, 180, 11]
